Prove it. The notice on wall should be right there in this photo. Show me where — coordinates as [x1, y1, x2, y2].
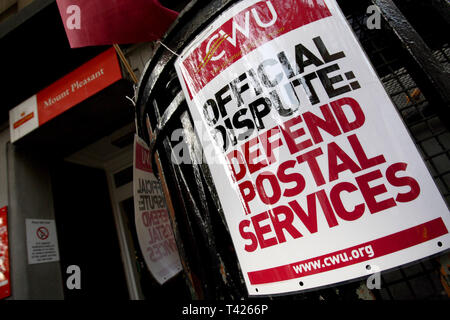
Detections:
[0, 207, 10, 299]
[175, 0, 450, 295]
[26, 219, 60, 265]
[133, 135, 183, 284]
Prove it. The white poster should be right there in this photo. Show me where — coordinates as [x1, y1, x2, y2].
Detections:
[175, 0, 450, 295]
[133, 135, 183, 284]
[26, 219, 60, 265]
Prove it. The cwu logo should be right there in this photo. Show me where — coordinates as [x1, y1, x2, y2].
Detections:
[204, 1, 278, 63]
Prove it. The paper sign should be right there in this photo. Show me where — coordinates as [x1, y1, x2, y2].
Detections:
[26, 219, 60, 264]
[133, 135, 183, 284]
[175, 0, 450, 295]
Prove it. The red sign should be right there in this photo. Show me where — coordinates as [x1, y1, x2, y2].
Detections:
[181, 0, 331, 97]
[56, 0, 178, 48]
[0, 206, 10, 300]
[10, 48, 123, 143]
[36, 47, 122, 126]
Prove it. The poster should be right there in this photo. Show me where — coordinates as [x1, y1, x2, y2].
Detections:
[175, 0, 450, 295]
[133, 135, 183, 284]
[25, 219, 60, 264]
[0, 206, 10, 299]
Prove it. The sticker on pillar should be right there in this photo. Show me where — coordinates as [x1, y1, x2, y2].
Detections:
[175, 0, 450, 296]
[0, 207, 11, 299]
[133, 135, 183, 284]
[9, 95, 39, 143]
[25, 219, 60, 264]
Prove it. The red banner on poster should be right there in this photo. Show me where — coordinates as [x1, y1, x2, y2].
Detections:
[175, 0, 450, 296]
[135, 139, 153, 173]
[56, 0, 178, 48]
[0, 206, 11, 300]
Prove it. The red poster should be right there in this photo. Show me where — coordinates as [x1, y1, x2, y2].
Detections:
[0, 206, 10, 299]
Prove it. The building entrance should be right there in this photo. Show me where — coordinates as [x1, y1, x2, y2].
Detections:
[63, 123, 190, 300]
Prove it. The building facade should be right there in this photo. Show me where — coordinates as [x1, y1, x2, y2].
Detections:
[0, 0, 449, 300]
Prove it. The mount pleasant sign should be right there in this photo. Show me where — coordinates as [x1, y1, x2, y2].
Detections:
[9, 47, 122, 143]
[175, 0, 450, 296]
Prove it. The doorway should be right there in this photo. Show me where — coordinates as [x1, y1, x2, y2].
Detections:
[50, 161, 129, 300]
[63, 123, 190, 300]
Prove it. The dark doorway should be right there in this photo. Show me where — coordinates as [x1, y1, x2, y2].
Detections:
[50, 161, 129, 300]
